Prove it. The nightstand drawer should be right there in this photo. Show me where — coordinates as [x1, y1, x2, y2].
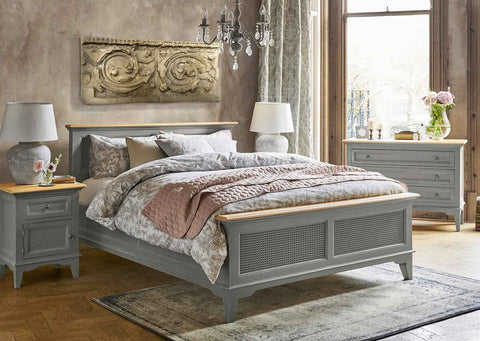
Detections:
[369, 167, 455, 187]
[22, 220, 76, 259]
[409, 186, 458, 206]
[22, 195, 72, 220]
[351, 149, 455, 167]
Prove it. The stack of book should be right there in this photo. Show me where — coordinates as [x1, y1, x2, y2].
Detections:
[53, 175, 76, 184]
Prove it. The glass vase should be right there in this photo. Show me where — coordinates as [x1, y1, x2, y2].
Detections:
[40, 171, 54, 186]
[426, 104, 451, 140]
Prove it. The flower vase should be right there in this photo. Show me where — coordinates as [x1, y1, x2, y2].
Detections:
[40, 171, 54, 187]
[426, 104, 451, 140]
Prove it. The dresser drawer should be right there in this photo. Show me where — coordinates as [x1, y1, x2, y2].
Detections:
[369, 167, 455, 187]
[409, 186, 458, 206]
[21, 195, 72, 220]
[350, 149, 455, 167]
[22, 219, 76, 259]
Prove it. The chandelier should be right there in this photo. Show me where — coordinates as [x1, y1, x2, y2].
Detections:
[196, 0, 274, 71]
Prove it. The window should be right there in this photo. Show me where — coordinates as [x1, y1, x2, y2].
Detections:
[345, 0, 431, 138]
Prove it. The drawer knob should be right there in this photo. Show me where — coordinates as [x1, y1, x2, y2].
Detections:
[434, 174, 440, 180]
[69, 234, 75, 241]
[366, 154, 371, 160]
[41, 204, 51, 213]
[434, 155, 440, 161]
[434, 192, 440, 198]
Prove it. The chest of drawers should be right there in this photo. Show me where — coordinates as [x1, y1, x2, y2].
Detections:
[344, 139, 468, 231]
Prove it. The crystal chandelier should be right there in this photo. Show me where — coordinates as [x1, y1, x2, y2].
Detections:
[196, 0, 274, 71]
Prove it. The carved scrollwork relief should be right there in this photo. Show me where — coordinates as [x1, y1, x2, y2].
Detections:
[81, 37, 220, 104]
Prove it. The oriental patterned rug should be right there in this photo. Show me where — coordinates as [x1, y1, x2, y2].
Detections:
[93, 264, 480, 341]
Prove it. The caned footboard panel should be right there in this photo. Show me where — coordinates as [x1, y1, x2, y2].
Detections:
[221, 197, 413, 288]
[334, 210, 405, 256]
[239, 222, 327, 274]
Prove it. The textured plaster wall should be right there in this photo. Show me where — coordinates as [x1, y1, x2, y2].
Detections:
[0, 0, 260, 182]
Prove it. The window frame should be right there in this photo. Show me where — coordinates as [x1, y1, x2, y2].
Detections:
[324, 0, 448, 165]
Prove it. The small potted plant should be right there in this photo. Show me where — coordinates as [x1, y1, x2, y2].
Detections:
[33, 153, 62, 186]
[422, 88, 455, 140]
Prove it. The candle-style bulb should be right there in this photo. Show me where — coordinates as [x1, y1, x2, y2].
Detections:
[220, 4, 227, 22]
[259, 3, 267, 16]
[202, 8, 208, 19]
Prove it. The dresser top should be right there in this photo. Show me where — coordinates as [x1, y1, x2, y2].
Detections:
[342, 139, 468, 145]
[0, 182, 86, 194]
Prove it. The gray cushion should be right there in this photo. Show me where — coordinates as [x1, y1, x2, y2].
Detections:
[155, 137, 214, 156]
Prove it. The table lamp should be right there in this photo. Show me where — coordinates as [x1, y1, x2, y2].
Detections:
[250, 102, 294, 153]
[0, 102, 58, 184]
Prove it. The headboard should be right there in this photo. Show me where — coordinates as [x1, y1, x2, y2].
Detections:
[66, 122, 239, 182]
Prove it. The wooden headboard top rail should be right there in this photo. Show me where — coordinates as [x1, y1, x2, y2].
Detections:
[66, 121, 239, 129]
[66, 121, 239, 182]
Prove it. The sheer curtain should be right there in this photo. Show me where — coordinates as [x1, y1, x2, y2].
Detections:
[258, 0, 313, 157]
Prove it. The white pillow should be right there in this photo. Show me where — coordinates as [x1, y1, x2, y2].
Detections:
[206, 139, 237, 153]
[158, 130, 236, 153]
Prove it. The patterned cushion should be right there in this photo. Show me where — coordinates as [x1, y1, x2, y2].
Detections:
[155, 137, 214, 156]
[89, 134, 130, 178]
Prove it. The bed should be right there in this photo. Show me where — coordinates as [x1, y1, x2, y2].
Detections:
[67, 122, 418, 323]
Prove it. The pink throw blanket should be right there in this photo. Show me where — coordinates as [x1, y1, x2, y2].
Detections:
[142, 163, 404, 239]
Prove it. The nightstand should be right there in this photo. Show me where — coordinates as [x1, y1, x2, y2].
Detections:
[0, 182, 86, 288]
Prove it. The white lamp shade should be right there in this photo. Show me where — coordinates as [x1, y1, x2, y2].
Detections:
[0, 102, 58, 142]
[250, 102, 294, 134]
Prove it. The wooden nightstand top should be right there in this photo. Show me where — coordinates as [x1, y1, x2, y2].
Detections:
[0, 182, 86, 194]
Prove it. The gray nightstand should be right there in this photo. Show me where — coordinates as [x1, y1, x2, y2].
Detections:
[0, 182, 86, 288]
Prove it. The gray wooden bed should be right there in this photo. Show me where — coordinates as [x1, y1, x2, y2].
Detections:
[67, 122, 418, 323]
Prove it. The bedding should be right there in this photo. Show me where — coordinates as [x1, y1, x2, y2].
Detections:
[126, 136, 166, 169]
[86, 152, 407, 283]
[89, 134, 130, 178]
[142, 163, 405, 239]
[79, 177, 115, 206]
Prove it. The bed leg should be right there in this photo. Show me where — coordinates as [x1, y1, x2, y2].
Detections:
[222, 294, 239, 323]
[397, 254, 413, 280]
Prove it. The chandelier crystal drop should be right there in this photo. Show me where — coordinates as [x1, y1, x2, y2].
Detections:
[196, 0, 273, 71]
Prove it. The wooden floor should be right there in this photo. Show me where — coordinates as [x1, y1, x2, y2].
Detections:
[1, 220, 479, 340]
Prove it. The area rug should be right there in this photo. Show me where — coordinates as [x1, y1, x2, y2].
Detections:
[93, 264, 480, 341]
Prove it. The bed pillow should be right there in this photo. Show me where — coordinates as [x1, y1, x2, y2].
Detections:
[158, 130, 236, 152]
[158, 129, 233, 140]
[206, 139, 238, 153]
[155, 137, 214, 157]
[89, 134, 130, 178]
[126, 136, 167, 169]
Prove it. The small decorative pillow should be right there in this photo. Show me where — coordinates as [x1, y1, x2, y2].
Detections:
[126, 136, 167, 169]
[89, 134, 130, 178]
[155, 137, 214, 157]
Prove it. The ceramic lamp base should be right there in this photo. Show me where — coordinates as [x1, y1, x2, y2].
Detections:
[255, 134, 289, 153]
[7, 142, 51, 185]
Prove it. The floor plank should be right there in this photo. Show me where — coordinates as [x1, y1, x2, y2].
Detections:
[0, 220, 479, 340]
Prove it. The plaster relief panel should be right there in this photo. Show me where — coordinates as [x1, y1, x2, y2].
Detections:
[81, 37, 220, 104]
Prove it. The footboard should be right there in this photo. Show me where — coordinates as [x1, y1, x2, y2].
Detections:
[215, 193, 418, 321]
